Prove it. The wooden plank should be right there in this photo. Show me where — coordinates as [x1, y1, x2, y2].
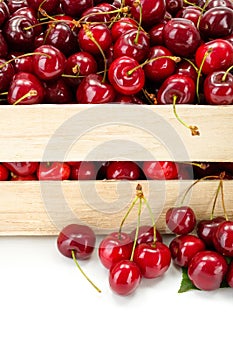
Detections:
[0, 104, 232, 162]
[0, 180, 232, 236]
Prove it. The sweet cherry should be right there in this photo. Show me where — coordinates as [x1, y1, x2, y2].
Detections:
[213, 221, 233, 257]
[166, 206, 196, 235]
[3, 162, 38, 176]
[142, 161, 178, 180]
[37, 162, 71, 180]
[197, 216, 226, 248]
[130, 225, 163, 245]
[203, 70, 233, 105]
[0, 163, 9, 180]
[106, 161, 141, 180]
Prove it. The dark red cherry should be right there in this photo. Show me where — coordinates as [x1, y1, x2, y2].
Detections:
[7, 0, 28, 14]
[203, 70, 233, 105]
[114, 94, 144, 104]
[111, 17, 138, 42]
[197, 216, 226, 248]
[0, 1, 10, 27]
[27, 0, 60, 14]
[57, 224, 96, 260]
[37, 162, 71, 180]
[81, 6, 111, 23]
[130, 225, 163, 245]
[188, 250, 228, 290]
[0, 163, 9, 180]
[195, 39, 233, 75]
[199, 7, 233, 39]
[148, 22, 166, 46]
[98, 232, 133, 269]
[176, 6, 202, 27]
[144, 45, 176, 83]
[109, 259, 141, 295]
[70, 161, 97, 180]
[78, 23, 112, 55]
[76, 73, 116, 103]
[32, 45, 66, 81]
[44, 78, 73, 104]
[44, 22, 77, 56]
[157, 74, 196, 104]
[106, 161, 141, 180]
[8, 52, 33, 73]
[3, 162, 38, 176]
[0, 31, 8, 57]
[133, 242, 171, 279]
[166, 206, 196, 235]
[163, 18, 201, 57]
[60, 0, 93, 17]
[0, 59, 15, 92]
[213, 221, 233, 257]
[175, 59, 198, 82]
[206, 0, 233, 9]
[13, 7, 42, 36]
[108, 56, 145, 95]
[130, 0, 166, 28]
[113, 29, 150, 63]
[142, 161, 178, 180]
[7, 72, 44, 105]
[64, 51, 98, 87]
[165, 0, 183, 15]
[226, 260, 233, 288]
[169, 234, 205, 267]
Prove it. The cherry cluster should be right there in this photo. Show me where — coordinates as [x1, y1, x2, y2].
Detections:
[167, 177, 233, 292]
[1, 160, 233, 181]
[0, 0, 232, 113]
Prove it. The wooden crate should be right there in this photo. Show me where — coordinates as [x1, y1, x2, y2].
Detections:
[0, 104, 233, 236]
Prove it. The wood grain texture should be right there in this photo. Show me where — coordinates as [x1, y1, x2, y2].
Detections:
[0, 180, 232, 236]
[0, 104, 232, 162]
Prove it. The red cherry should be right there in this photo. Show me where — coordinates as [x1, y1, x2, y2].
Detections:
[3, 162, 38, 176]
[10, 173, 37, 180]
[0, 163, 9, 180]
[106, 161, 141, 180]
[213, 221, 233, 257]
[78, 24, 112, 55]
[130, 225, 163, 245]
[114, 94, 144, 104]
[111, 17, 138, 42]
[197, 217, 226, 248]
[133, 242, 171, 279]
[70, 161, 97, 180]
[175, 59, 198, 82]
[195, 39, 233, 75]
[199, 7, 233, 39]
[13, 6, 42, 36]
[166, 206, 196, 235]
[176, 6, 202, 27]
[0, 31, 8, 58]
[32, 45, 66, 81]
[98, 232, 133, 269]
[108, 56, 145, 95]
[6, 0, 28, 13]
[37, 162, 71, 180]
[188, 250, 228, 291]
[142, 161, 178, 180]
[0, 58, 15, 93]
[8, 52, 33, 73]
[27, 0, 59, 14]
[169, 234, 206, 267]
[57, 223, 96, 260]
[129, 0, 166, 28]
[0, 1, 10, 27]
[109, 259, 141, 295]
[226, 260, 233, 288]
[166, 0, 183, 15]
[148, 22, 166, 46]
[44, 78, 73, 104]
[203, 70, 233, 105]
[60, 0, 93, 17]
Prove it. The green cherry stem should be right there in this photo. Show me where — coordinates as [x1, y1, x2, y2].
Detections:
[196, 48, 212, 103]
[13, 89, 37, 105]
[0, 52, 51, 70]
[196, 0, 210, 29]
[220, 178, 229, 221]
[222, 65, 233, 82]
[210, 180, 222, 220]
[71, 250, 101, 293]
[130, 197, 142, 261]
[142, 196, 157, 244]
[118, 196, 139, 237]
[183, 0, 202, 10]
[173, 95, 200, 136]
[133, 0, 143, 44]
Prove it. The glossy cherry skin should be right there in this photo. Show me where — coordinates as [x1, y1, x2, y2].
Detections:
[37, 162, 71, 180]
[57, 224, 96, 260]
[76, 73, 116, 104]
[199, 7, 233, 39]
[7, 72, 44, 105]
[114, 94, 144, 104]
[8, 52, 33, 73]
[226, 261, 233, 288]
[0, 163, 9, 180]
[197, 217, 226, 248]
[169, 234, 205, 267]
[166, 206, 196, 235]
[99, 232, 133, 269]
[6, 0, 28, 13]
[188, 250, 228, 291]
[113, 29, 150, 63]
[157, 74, 196, 104]
[176, 6, 202, 27]
[144, 45, 176, 83]
[64, 51, 98, 87]
[78, 24, 112, 55]
[149, 22, 166, 46]
[106, 161, 141, 180]
[27, 0, 59, 14]
[60, 0, 93, 17]
[0, 1, 10, 27]
[206, 0, 233, 9]
[142, 161, 178, 180]
[13, 7, 42, 36]
[44, 22, 77, 56]
[130, 0, 166, 28]
[0, 31, 8, 57]
[163, 18, 201, 57]
[3, 162, 38, 176]
[33, 45, 66, 81]
[44, 78, 73, 104]
[111, 17, 138, 42]
[213, 221, 233, 257]
[203, 71, 233, 105]
[134, 242, 171, 278]
[109, 259, 141, 295]
[175, 59, 198, 82]
[130, 225, 163, 245]
[81, 6, 111, 23]
[0, 59, 15, 92]
[108, 56, 145, 95]
[166, 0, 183, 15]
[70, 161, 97, 180]
[195, 39, 233, 75]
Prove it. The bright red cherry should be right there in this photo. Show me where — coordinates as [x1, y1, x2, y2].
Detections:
[169, 234, 205, 267]
[130, 225, 163, 245]
[3, 162, 38, 176]
[129, 0, 166, 28]
[106, 161, 141, 180]
[98, 232, 133, 269]
[133, 242, 171, 278]
[203, 70, 233, 105]
[142, 161, 178, 180]
[213, 221, 233, 257]
[188, 250, 228, 291]
[197, 217, 226, 248]
[57, 223, 96, 260]
[37, 162, 70, 180]
[111, 17, 138, 42]
[78, 23, 112, 55]
[0, 163, 9, 180]
[70, 161, 97, 180]
[166, 206, 196, 235]
[109, 259, 141, 295]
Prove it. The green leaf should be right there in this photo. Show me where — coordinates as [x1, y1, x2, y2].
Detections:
[178, 267, 199, 293]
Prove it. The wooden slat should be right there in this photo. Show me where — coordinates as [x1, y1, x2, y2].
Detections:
[0, 180, 232, 236]
[0, 104, 232, 162]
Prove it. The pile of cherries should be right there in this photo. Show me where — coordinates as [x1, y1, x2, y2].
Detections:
[1, 160, 233, 181]
[0, 0, 232, 109]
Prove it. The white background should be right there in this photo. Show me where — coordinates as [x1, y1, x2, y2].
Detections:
[0, 234, 232, 350]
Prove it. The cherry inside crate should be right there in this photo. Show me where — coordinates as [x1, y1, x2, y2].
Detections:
[0, 103, 232, 236]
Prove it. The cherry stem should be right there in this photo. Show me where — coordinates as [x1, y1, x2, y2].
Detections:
[220, 178, 229, 221]
[79, 7, 129, 25]
[0, 52, 51, 70]
[183, 0, 202, 10]
[142, 196, 157, 244]
[222, 65, 233, 82]
[0, 91, 8, 95]
[142, 89, 157, 105]
[13, 89, 37, 105]
[130, 197, 142, 261]
[196, 48, 212, 104]
[172, 95, 200, 136]
[183, 162, 208, 170]
[118, 195, 139, 237]
[62, 70, 105, 79]
[210, 180, 222, 220]
[182, 58, 199, 73]
[133, 0, 142, 45]
[197, 0, 210, 29]
[71, 250, 101, 293]
[127, 55, 181, 76]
